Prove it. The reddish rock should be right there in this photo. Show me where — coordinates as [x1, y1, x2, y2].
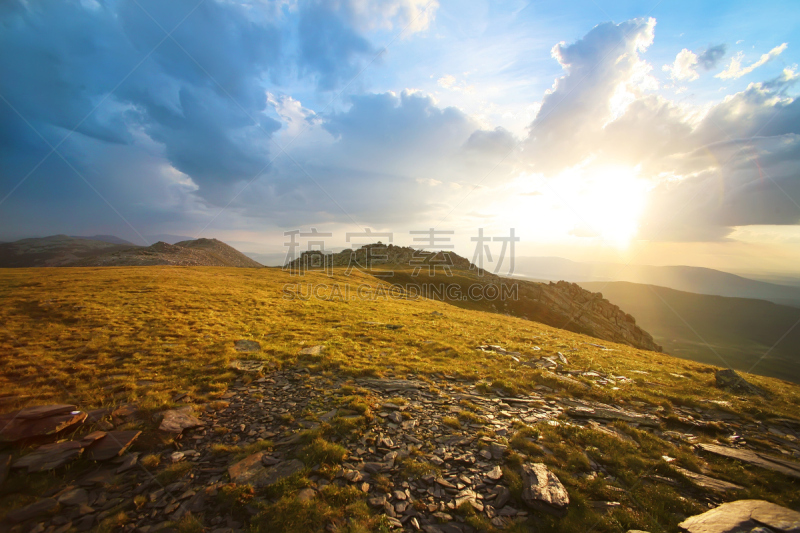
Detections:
[84, 430, 141, 461]
[0, 409, 86, 443]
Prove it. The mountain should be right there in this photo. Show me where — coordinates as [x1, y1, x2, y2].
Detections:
[287, 244, 661, 352]
[513, 257, 800, 308]
[0, 236, 262, 268]
[578, 281, 800, 383]
[69, 234, 136, 245]
[0, 235, 133, 267]
[145, 233, 196, 245]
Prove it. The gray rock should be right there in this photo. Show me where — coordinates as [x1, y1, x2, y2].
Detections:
[520, 463, 570, 516]
[678, 499, 800, 532]
[715, 369, 768, 396]
[234, 340, 261, 352]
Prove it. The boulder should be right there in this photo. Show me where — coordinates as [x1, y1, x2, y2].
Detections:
[299, 345, 325, 356]
[158, 406, 203, 434]
[715, 369, 767, 396]
[678, 499, 800, 532]
[520, 463, 570, 516]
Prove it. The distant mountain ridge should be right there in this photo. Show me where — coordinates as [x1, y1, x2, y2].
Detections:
[578, 281, 800, 384]
[514, 257, 800, 308]
[0, 235, 262, 268]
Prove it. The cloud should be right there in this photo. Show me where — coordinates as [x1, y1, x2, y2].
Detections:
[518, 20, 800, 242]
[524, 18, 658, 173]
[663, 49, 699, 81]
[297, 2, 375, 90]
[697, 44, 727, 70]
[716, 43, 788, 79]
[340, 0, 439, 33]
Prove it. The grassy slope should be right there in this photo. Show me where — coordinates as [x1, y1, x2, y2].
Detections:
[2, 267, 800, 532]
[578, 281, 800, 384]
[2, 266, 799, 415]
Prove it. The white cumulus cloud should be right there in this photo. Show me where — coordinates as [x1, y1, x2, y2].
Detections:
[663, 49, 699, 81]
[716, 43, 788, 79]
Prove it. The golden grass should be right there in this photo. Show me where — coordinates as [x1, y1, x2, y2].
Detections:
[2, 266, 797, 419]
[2, 266, 800, 531]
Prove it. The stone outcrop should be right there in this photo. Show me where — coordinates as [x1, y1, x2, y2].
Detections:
[520, 463, 570, 516]
[715, 369, 768, 396]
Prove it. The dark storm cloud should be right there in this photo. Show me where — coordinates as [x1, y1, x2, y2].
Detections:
[697, 44, 727, 70]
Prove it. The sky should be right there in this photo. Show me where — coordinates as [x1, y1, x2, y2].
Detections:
[1, 0, 799, 275]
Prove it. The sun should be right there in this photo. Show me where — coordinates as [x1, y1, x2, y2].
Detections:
[575, 166, 650, 247]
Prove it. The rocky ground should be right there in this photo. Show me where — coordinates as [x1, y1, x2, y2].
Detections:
[2, 347, 800, 533]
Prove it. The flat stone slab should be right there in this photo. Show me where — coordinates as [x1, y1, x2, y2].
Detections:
[229, 359, 266, 373]
[228, 453, 304, 487]
[698, 444, 800, 480]
[84, 430, 141, 461]
[13, 440, 83, 472]
[234, 340, 261, 352]
[0, 410, 87, 442]
[520, 462, 570, 516]
[587, 420, 639, 447]
[6, 497, 58, 523]
[679, 499, 800, 532]
[565, 400, 659, 426]
[15, 404, 77, 419]
[159, 406, 203, 434]
[673, 467, 744, 492]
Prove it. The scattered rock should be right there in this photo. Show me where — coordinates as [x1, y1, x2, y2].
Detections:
[678, 499, 800, 532]
[520, 463, 570, 516]
[234, 340, 261, 352]
[566, 400, 659, 426]
[296, 488, 316, 502]
[159, 406, 203, 434]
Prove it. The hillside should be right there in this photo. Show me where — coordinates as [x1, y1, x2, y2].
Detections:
[514, 257, 800, 308]
[0, 235, 132, 267]
[0, 267, 799, 533]
[578, 281, 800, 384]
[0, 236, 262, 268]
[288, 244, 661, 352]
